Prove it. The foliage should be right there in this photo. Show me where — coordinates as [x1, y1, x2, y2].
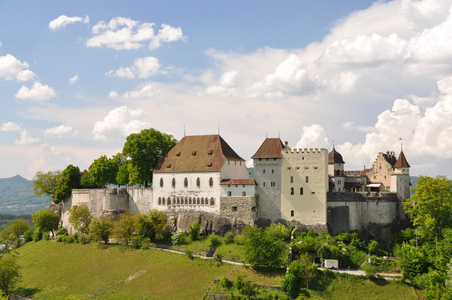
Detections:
[134, 210, 167, 242]
[404, 175, 452, 244]
[282, 254, 319, 298]
[243, 225, 287, 270]
[68, 205, 92, 236]
[114, 212, 135, 245]
[398, 243, 429, 281]
[115, 159, 131, 187]
[53, 165, 81, 204]
[220, 277, 232, 289]
[171, 232, 186, 245]
[266, 223, 292, 241]
[185, 250, 194, 260]
[33, 230, 43, 242]
[89, 215, 114, 244]
[23, 229, 34, 243]
[43, 232, 50, 241]
[79, 235, 89, 245]
[0, 254, 21, 295]
[57, 228, 68, 236]
[131, 236, 142, 249]
[88, 155, 119, 187]
[208, 234, 222, 248]
[224, 232, 235, 244]
[32, 170, 62, 198]
[122, 128, 177, 186]
[188, 220, 200, 241]
[31, 209, 59, 236]
[0, 219, 29, 241]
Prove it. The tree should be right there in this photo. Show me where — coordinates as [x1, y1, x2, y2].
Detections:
[122, 128, 177, 186]
[114, 212, 136, 245]
[53, 165, 81, 204]
[32, 170, 62, 198]
[0, 254, 21, 295]
[116, 160, 131, 187]
[89, 155, 118, 187]
[188, 220, 200, 241]
[282, 254, 318, 298]
[31, 209, 60, 236]
[68, 205, 92, 235]
[404, 175, 452, 245]
[0, 219, 29, 241]
[89, 215, 114, 243]
[134, 210, 168, 242]
[243, 225, 287, 270]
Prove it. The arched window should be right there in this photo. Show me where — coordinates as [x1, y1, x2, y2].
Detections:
[158, 197, 161, 205]
[162, 198, 165, 205]
[189, 197, 192, 205]
[209, 177, 213, 187]
[210, 197, 215, 205]
[227, 191, 232, 196]
[290, 176, 293, 183]
[184, 177, 188, 188]
[177, 197, 180, 204]
[197, 177, 200, 187]
[305, 176, 309, 183]
[172, 178, 176, 188]
[300, 187, 304, 195]
[201, 198, 204, 205]
[185, 198, 188, 205]
[263, 169, 266, 174]
[272, 169, 274, 174]
[197, 198, 200, 205]
[290, 187, 294, 195]
[168, 198, 171, 205]
[291, 210, 294, 217]
[160, 178, 164, 187]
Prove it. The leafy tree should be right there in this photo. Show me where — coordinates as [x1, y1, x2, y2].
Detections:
[80, 169, 98, 188]
[68, 205, 92, 235]
[282, 254, 318, 298]
[0, 219, 29, 241]
[89, 155, 118, 187]
[122, 128, 177, 186]
[89, 215, 114, 243]
[243, 225, 287, 270]
[188, 220, 201, 241]
[53, 165, 81, 204]
[404, 175, 452, 245]
[31, 209, 60, 236]
[134, 210, 167, 242]
[114, 212, 135, 245]
[399, 243, 429, 281]
[0, 254, 21, 295]
[32, 170, 62, 198]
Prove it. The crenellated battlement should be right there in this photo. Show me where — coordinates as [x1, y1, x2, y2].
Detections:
[283, 148, 328, 154]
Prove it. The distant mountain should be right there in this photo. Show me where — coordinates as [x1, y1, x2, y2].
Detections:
[0, 175, 51, 214]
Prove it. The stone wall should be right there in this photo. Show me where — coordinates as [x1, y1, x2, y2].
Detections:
[219, 196, 256, 223]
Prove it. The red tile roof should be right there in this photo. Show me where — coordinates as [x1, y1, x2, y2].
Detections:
[154, 135, 244, 173]
[251, 138, 284, 159]
[328, 147, 345, 164]
[220, 179, 256, 185]
[394, 151, 410, 168]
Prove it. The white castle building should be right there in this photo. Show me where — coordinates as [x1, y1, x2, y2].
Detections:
[61, 134, 411, 239]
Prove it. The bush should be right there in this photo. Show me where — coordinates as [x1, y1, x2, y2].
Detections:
[171, 232, 187, 245]
[63, 235, 75, 243]
[208, 234, 222, 248]
[23, 229, 34, 243]
[33, 230, 43, 242]
[43, 232, 50, 241]
[56, 236, 63, 243]
[220, 277, 232, 289]
[266, 223, 291, 241]
[188, 220, 201, 241]
[224, 232, 235, 244]
[132, 236, 142, 249]
[141, 243, 149, 250]
[185, 250, 194, 260]
[57, 228, 69, 236]
[214, 253, 223, 264]
[79, 235, 89, 244]
[234, 234, 245, 245]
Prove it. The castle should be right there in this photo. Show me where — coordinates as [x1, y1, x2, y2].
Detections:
[60, 134, 411, 240]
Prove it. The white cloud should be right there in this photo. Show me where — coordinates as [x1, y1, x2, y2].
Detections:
[0, 122, 21, 131]
[15, 130, 41, 145]
[106, 56, 163, 78]
[15, 82, 57, 102]
[69, 75, 79, 84]
[109, 83, 158, 99]
[44, 125, 78, 138]
[49, 15, 89, 30]
[92, 106, 151, 140]
[87, 17, 185, 50]
[0, 54, 35, 81]
[295, 124, 329, 149]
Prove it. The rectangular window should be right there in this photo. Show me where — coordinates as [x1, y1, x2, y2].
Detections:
[242, 191, 246, 196]
[232, 206, 237, 212]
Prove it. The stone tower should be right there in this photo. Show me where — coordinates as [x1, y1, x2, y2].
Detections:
[390, 150, 411, 200]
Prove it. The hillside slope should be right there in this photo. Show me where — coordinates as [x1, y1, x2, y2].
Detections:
[0, 175, 50, 214]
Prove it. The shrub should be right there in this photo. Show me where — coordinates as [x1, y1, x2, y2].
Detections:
[23, 229, 34, 243]
[43, 232, 50, 241]
[63, 235, 75, 243]
[220, 277, 232, 289]
[214, 253, 223, 264]
[79, 235, 89, 244]
[224, 232, 235, 244]
[171, 232, 187, 245]
[132, 236, 142, 249]
[73, 233, 79, 242]
[56, 236, 63, 243]
[57, 227, 69, 236]
[185, 250, 194, 260]
[234, 234, 245, 245]
[188, 220, 201, 241]
[33, 230, 43, 242]
[266, 223, 291, 241]
[141, 243, 149, 250]
[208, 234, 222, 248]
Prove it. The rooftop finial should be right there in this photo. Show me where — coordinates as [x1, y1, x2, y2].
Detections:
[399, 138, 403, 151]
[218, 123, 220, 135]
[332, 140, 335, 149]
[184, 125, 186, 137]
[278, 131, 280, 138]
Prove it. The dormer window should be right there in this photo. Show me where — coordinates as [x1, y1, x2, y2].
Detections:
[208, 150, 213, 155]
[192, 151, 196, 156]
[167, 164, 171, 168]
[176, 152, 181, 156]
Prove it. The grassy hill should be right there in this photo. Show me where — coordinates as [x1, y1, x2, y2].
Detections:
[12, 241, 419, 299]
[0, 175, 50, 214]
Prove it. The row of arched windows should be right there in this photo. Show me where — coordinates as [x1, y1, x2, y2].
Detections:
[160, 177, 214, 188]
[290, 187, 304, 195]
[157, 196, 215, 206]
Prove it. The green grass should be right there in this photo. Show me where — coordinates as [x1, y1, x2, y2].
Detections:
[11, 241, 419, 299]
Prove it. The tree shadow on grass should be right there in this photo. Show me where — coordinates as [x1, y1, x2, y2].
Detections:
[368, 276, 389, 286]
[11, 286, 41, 298]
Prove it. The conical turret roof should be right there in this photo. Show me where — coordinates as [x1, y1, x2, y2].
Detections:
[394, 150, 410, 168]
[328, 147, 345, 164]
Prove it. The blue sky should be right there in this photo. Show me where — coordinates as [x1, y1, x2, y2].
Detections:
[1, 0, 452, 180]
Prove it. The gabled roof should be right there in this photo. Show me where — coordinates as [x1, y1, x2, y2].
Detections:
[383, 151, 398, 167]
[394, 151, 410, 168]
[154, 135, 244, 173]
[251, 138, 284, 159]
[220, 179, 256, 185]
[328, 147, 345, 164]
